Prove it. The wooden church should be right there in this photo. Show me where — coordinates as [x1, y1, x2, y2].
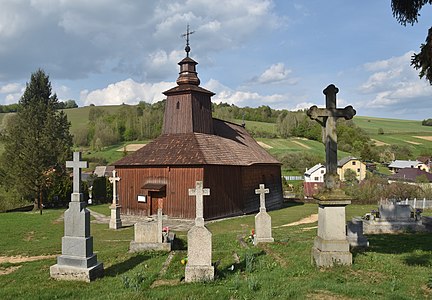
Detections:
[114, 43, 283, 220]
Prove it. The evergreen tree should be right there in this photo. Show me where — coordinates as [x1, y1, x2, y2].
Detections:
[392, 0, 432, 84]
[1, 69, 73, 212]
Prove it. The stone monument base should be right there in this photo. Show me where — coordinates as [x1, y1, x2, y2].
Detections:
[50, 262, 104, 282]
[109, 205, 122, 230]
[363, 219, 426, 234]
[129, 241, 171, 252]
[254, 236, 274, 245]
[311, 199, 352, 267]
[311, 247, 352, 267]
[185, 265, 214, 282]
[346, 218, 369, 248]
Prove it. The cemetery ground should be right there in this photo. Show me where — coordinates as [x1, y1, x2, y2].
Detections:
[1, 203, 432, 299]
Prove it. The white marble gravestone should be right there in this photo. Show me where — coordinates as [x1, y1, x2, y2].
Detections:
[109, 170, 122, 229]
[50, 152, 104, 282]
[254, 184, 274, 245]
[185, 181, 214, 282]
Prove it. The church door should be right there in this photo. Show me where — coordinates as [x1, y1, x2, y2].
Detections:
[149, 191, 166, 216]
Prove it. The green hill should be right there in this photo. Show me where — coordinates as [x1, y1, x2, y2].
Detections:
[1, 105, 431, 163]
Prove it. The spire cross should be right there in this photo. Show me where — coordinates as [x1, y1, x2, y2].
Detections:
[181, 24, 195, 57]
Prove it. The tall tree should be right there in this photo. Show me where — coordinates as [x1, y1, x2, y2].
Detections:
[392, 0, 432, 84]
[1, 69, 73, 212]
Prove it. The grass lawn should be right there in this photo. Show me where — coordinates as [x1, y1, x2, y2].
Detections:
[1, 203, 432, 299]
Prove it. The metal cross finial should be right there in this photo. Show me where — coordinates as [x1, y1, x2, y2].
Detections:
[181, 24, 195, 57]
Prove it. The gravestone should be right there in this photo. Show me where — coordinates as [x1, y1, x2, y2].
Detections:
[308, 84, 355, 267]
[254, 184, 274, 245]
[379, 203, 411, 221]
[363, 200, 426, 233]
[346, 217, 369, 248]
[50, 152, 104, 282]
[129, 199, 173, 252]
[109, 170, 122, 229]
[185, 181, 214, 282]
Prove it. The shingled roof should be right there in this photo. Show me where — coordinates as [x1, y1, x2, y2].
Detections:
[114, 118, 280, 166]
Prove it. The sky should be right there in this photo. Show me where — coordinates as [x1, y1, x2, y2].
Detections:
[1, 0, 432, 120]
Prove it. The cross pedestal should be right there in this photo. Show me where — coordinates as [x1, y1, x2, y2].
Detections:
[254, 184, 274, 245]
[312, 200, 352, 267]
[185, 181, 214, 282]
[307, 85, 354, 267]
[50, 152, 104, 282]
[109, 170, 122, 230]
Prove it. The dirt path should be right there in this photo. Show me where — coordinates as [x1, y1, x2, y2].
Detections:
[292, 140, 311, 149]
[257, 141, 273, 149]
[372, 139, 389, 146]
[274, 214, 318, 228]
[0, 255, 57, 264]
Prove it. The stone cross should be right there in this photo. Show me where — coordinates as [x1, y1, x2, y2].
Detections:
[307, 84, 356, 189]
[255, 184, 269, 212]
[109, 170, 120, 205]
[189, 181, 210, 227]
[66, 152, 88, 195]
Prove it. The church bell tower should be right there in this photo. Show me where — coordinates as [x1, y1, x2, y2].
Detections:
[162, 26, 215, 135]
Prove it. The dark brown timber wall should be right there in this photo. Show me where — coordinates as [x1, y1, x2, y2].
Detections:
[116, 166, 203, 219]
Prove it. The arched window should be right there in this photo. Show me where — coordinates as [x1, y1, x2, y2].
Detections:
[176, 101, 180, 109]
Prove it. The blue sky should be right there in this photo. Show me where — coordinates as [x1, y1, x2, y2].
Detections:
[1, 1, 432, 120]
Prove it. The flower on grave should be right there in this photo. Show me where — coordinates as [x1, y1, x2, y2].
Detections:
[163, 226, 170, 232]
[181, 258, 188, 265]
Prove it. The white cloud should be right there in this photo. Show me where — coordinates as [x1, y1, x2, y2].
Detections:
[251, 63, 298, 85]
[359, 51, 432, 112]
[0, 0, 283, 82]
[0, 83, 23, 94]
[80, 78, 174, 106]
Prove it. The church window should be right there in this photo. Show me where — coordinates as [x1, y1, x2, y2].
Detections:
[176, 101, 180, 109]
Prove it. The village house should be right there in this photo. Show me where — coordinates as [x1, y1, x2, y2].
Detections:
[113, 47, 283, 220]
[303, 163, 325, 198]
[337, 156, 366, 182]
[388, 160, 429, 174]
[389, 168, 432, 183]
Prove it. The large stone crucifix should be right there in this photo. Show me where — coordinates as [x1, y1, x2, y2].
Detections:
[188, 181, 210, 227]
[307, 84, 356, 190]
[66, 152, 88, 196]
[255, 184, 269, 212]
[109, 170, 120, 205]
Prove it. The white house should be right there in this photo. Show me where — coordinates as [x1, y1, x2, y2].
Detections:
[304, 163, 326, 183]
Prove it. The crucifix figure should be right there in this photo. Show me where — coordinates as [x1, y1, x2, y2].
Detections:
[66, 152, 88, 196]
[181, 24, 195, 57]
[188, 181, 210, 227]
[307, 84, 356, 190]
[255, 184, 270, 212]
[109, 170, 120, 206]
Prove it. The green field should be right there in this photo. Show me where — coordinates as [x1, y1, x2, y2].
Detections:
[1, 106, 431, 164]
[1, 204, 432, 299]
